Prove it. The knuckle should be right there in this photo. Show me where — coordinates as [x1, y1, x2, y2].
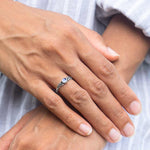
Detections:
[13, 136, 29, 149]
[114, 110, 128, 121]
[71, 89, 89, 107]
[39, 35, 62, 55]
[118, 87, 129, 99]
[36, 34, 51, 50]
[91, 80, 108, 98]
[99, 120, 112, 132]
[41, 38, 58, 55]
[115, 84, 129, 101]
[59, 53, 78, 68]
[61, 23, 80, 41]
[29, 80, 42, 91]
[101, 120, 111, 129]
[65, 59, 80, 70]
[100, 61, 116, 78]
[43, 96, 60, 110]
[63, 25, 79, 38]
[65, 113, 75, 125]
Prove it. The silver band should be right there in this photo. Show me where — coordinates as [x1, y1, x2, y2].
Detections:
[55, 76, 72, 93]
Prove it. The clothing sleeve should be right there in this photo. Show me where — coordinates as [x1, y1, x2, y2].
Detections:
[96, 0, 150, 64]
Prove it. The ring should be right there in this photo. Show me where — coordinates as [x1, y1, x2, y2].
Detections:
[55, 76, 72, 93]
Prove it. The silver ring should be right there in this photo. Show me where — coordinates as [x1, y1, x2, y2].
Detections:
[55, 76, 72, 93]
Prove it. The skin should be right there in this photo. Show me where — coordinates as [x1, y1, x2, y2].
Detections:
[0, 0, 141, 142]
[5, 106, 106, 150]
[0, 15, 150, 150]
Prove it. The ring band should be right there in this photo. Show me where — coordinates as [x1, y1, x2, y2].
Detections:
[55, 76, 72, 93]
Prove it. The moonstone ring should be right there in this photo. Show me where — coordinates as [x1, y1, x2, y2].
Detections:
[55, 76, 72, 93]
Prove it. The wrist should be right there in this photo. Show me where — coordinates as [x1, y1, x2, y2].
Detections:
[102, 14, 150, 83]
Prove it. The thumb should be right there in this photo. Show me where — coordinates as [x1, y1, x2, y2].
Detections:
[74, 22, 119, 61]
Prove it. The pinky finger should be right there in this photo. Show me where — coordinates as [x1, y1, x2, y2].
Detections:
[30, 80, 93, 136]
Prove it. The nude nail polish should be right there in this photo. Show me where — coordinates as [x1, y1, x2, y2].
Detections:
[107, 47, 120, 57]
[123, 123, 135, 137]
[129, 101, 141, 115]
[109, 128, 122, 142]
[79, 124, 92, 135]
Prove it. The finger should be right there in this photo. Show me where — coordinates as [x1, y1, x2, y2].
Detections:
[46, 73, 122, 143]
[29, 79, 93, 137]
[73, 21, 119, 61]
[76, 39, 141, 115]
[62, 60, 135, 137]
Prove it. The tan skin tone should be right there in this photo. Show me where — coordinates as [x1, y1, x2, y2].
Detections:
[103, 15, 150, 83]
[0, 15, 150, 150]
[0, 0, 142, 142]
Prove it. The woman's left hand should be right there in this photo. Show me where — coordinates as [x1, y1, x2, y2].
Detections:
[1, 106, 106, 150]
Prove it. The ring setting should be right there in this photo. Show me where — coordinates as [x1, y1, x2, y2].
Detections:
[55, 76, 72, 93]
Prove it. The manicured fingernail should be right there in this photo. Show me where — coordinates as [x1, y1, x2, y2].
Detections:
[107, 47, 120, 57]
[109, 128, 122, 142]
[123, 123, 135, 137]
[129, 101, 141, 115]
[79, 124, 92, 135]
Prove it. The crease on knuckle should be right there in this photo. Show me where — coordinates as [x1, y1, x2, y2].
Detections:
[101, 120, 110, 128]
[38, 35, 51, 51]
[91, 80, 107, 98]
[59, 55, 78, 69]
[71, 89, 89, 107]
[13, 136, 30, 149]
[42, 38, 59, 56]
[121, 90, 129, 99]
[62, 25, 76, 38]
[100, 61, 115, 78]
[43, 96, 60, 110]
[114, 110, 128, 122]
[65, 59, 79, 70]
[64, 113, 75, 125]
[117, 86, 129, 100]
[62, 26, 81, 42]
[98, 120, 111, 133]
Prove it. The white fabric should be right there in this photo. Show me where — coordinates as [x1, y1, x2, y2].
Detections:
[0, 1, 150, 150]
[96, 0, 150, 65]
[96, 0, 150, 37]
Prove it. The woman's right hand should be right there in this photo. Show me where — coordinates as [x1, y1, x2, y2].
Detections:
[0, 0, 141, 142]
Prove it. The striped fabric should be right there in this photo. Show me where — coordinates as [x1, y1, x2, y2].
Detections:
[96, 0, 150, 37]
[0, 0, 150, 150]
[96, 0, 150, 65]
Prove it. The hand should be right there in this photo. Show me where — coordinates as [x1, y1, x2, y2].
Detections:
[1, 106, 106, 150]
[0, 1, 141, 142]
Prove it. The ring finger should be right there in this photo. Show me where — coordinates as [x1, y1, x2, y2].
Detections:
[45, 71, 122, 143]
[61, 60, 135, 137]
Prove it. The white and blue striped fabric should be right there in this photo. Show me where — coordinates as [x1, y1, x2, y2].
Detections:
[0, 0, 150, 150]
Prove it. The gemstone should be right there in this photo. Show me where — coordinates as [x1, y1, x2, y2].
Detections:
[62, 78, 67, 83]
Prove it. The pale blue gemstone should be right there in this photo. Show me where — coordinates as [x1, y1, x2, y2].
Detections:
[62, 78, 67, 83]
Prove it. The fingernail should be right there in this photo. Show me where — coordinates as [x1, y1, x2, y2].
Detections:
[129, 101, 141, 115]
[109, 128, 122, 142]
[123, 123, 135, 137]
[79, 124, 92, 136]
[107, 47, 120, 57]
